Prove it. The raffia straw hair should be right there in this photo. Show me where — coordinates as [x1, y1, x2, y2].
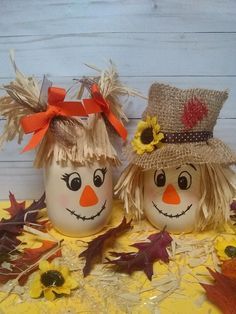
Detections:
[115, 163, 236, 231]
[0, 57, 142, 168]
[0, 51, 41, 147]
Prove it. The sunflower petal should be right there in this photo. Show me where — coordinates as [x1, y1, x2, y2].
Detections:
[66, 277, 78, 290]
[60, 265, 69, 278]
[52, 286, 71, 295]
[30, 279, 43, 298]
[39, 260, 51, 272]
[44, 288, 56, 301]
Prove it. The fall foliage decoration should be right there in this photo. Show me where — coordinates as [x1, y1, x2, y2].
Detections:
[182, 96, 208, 129]
[0, 192, 46, 262]
[0, 192, 61, 286]
[79, 217, 132, 277]
[201, 268, 236, 314]
[0, 240, 62, 286]
[30, 260, 78, 300]
[106, 229, 172, 280]
[222, 258, 236, 280]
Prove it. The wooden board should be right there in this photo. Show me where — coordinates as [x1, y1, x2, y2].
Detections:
[0, 33, 236, 77]
[1, 0, 236, 35]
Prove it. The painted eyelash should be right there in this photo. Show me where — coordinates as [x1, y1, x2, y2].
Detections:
[101, 167, 107, 175]
[61, 173, 69, 182]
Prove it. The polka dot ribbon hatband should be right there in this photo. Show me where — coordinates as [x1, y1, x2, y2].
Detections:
[162, 131, 213, 144]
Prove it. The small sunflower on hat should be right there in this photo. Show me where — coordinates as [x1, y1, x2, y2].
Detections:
[131, 115, 164, 154]
[115, 83, 236, 234]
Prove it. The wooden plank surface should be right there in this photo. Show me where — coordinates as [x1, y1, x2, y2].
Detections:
[0, 0, 236, 35]
[0, 33, 236, 77]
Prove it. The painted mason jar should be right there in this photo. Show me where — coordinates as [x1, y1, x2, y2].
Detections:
[0, 60, 133, 237]
[116, 83, 236, 233]
[44, 160, 113, 237]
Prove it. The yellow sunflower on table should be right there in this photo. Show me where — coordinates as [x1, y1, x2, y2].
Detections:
[30, 260, 78, 300]
[132, 115, 164, 155]
[214, 236, 236, 261]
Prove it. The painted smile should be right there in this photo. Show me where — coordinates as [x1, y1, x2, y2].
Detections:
[66, 200, 106, 221]
[152, 201, 192, 218]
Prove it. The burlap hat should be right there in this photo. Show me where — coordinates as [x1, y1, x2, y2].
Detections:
[126, 83, 236, 170]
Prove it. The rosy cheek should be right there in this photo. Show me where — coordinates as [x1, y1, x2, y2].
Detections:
[58, 194, 70, 208]
[146, 187, 160, 200]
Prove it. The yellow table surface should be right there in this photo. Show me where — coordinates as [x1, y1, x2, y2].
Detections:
[0, 200, 224, 314]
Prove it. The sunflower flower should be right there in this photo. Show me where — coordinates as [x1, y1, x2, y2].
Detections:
[214, 236, 236, 261]
[30, 260, 78, 300]
[131, 116, 164, 155]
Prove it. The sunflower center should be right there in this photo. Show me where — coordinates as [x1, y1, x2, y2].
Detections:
[224, 245, 236, 258]
[41, 270, 65, 287]
[140, 127, 154, 144]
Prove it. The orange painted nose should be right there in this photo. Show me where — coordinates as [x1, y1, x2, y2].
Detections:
[79, 185, 98, 207]
[162, 184, 180, 205]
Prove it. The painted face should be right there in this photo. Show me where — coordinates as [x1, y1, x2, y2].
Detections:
[144, 164, 201, 233]
[44, 160, 113, 237]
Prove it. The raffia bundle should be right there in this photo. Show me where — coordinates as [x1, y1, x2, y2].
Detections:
[0, 55, 143, 168]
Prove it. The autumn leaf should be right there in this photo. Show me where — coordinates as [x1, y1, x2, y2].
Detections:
[0, 192, 46, 234]
[222, 258, 236, 280]
[106, 229, 172, 280]
[79, 217, 132, 277]
[0, 240, 62, 285]
[0, 192, 46, 265]
[0, 192, 46, 263]
[201, 268, 236, 314]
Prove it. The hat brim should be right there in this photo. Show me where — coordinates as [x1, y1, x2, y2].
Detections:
[125, 138, 236, 170]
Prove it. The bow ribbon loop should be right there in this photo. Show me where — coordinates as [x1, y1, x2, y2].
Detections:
[83, 84, 127, 141]
[47, 86, 66, 104]
[21, 87, 87, 152]
[91, 84, 110, 113]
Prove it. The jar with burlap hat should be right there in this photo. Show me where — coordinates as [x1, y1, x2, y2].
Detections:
[0, 55, 139, 237]
[115, 83, 236, 233]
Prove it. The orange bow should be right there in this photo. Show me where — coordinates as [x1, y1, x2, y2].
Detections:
[82, 84, 127, 141]
[20, 87, 87, 152]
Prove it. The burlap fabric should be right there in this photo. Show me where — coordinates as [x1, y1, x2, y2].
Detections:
[126, 83, 236, 169]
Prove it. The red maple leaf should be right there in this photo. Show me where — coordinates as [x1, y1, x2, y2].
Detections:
[106, 229, 172, 280]
[0, 193, 46, 265]
[0, 240, 62, 285]
[201, 268, 236, 314]
[222, 258, 236, 281]
[4, 192, 26, 217]
[79, 217, 132, 277]
[182, 96, 208, 129]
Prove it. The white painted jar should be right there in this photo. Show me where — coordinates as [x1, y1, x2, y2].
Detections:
[44, 159, 113, 237]
[143, 164, 201, 233]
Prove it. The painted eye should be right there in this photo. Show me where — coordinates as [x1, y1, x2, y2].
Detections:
[154, 170, 166, 187]
[61, 172, 81, 191]
[93, 168, 107, 187]
[178, 171, 192, 190]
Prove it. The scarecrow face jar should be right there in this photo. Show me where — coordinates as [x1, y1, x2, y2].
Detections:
[44, 159, 113, 237]
[144, 164, 201, 233]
